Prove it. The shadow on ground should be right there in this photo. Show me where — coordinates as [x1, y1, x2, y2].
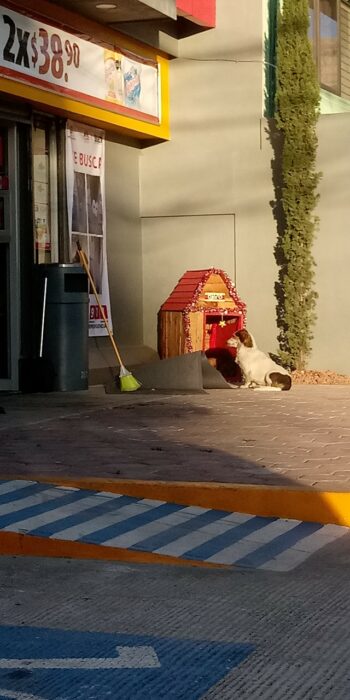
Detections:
[0, 387, 349, 525]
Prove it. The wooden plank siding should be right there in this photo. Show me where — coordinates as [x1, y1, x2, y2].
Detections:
[189, 312, 205, 352]
[157, 311, 186, 359]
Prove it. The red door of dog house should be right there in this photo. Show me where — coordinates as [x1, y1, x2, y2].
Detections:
[158, 268, 246, 380]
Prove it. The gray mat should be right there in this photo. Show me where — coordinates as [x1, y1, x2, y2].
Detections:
[105, 352, 233, 393]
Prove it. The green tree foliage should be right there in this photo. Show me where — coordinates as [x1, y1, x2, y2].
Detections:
[275, 0, 321, 370]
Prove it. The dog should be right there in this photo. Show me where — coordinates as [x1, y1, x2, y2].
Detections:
[227, 328, 292, 391]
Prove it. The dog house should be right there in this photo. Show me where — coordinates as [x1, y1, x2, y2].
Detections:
[158, 269, 246, 373]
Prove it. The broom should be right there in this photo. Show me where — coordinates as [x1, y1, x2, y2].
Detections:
[76, 242, 141, 392]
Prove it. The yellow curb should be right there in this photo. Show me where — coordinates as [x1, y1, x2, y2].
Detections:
[1, 475, 350, 526]
[0, 531, 229, 570]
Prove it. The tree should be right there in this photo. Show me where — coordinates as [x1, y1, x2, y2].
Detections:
[275, 0, 321, 371]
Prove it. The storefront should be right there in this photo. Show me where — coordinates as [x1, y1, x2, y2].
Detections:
[0, 0, 170, 391]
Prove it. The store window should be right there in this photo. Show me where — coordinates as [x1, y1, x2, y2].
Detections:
[0, 128, 7, 232]
[32, 121, 59, 264]
[308, 0, 340, 94]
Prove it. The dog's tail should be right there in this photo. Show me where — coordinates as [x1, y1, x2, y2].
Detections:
[266, 371, 292, 391]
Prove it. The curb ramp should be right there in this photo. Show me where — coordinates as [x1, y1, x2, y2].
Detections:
[0, 478, 348, 572]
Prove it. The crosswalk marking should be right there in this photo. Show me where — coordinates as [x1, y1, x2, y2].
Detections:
[0, 480, 347, 571]
[102, 506, 215, 549]
[50, 498, 168, 541]
[78, 502, 182, 545]
[3, 492, 123, 534]
[0, 487, 80, 520]
[0, 480, 34, 497]
[206, 518, 302, 565]
[155, 513, 253, 557]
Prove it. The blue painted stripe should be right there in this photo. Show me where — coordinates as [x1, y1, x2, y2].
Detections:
[28, 495, 137, 537]
[182, 516, 277, 561]
[129, 508, 228, 552]
[79, 502, 183, 544]
[234, 521, 324, 568]
[0, 482, 48, 505]
[0, 489, 95, 529]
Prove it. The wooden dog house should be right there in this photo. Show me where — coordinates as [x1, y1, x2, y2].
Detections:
[158, 269, 246, 362]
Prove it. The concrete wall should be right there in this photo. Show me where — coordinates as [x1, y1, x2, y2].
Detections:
[88, 139, 145, 381]
[98, 0, 350, 375]
[310, 112, 350, 373]
[140, 0, 279, 355]
[105, 141, 143, 345]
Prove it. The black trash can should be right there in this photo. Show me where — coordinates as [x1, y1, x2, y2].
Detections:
[36, 263, 89, 392]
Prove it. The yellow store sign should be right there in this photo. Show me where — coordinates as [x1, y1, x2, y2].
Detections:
[0, 3, 170, 140]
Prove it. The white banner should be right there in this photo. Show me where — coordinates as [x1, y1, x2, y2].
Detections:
[0, 6, 160, 122]
[66, 122, 112, 337]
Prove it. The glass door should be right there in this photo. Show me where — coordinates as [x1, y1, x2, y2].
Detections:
[0, 125, 20, 391]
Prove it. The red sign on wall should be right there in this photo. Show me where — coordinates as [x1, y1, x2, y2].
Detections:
[176, 0, 216, 27]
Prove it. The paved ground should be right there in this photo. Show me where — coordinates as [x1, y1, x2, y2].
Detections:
[0, 385, 350, 491]
[1, 533, 350, 699]
[1, 386, 350, 699]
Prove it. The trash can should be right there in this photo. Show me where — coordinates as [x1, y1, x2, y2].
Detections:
[35, 263, 89, 392]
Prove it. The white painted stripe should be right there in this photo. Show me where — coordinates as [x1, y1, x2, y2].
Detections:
[259, 549, 311, 572]
[260, 523, 349, 571]
[50, 498, 168, 541]
[0, 687, 47, 700]
[235, 518, 301, 545]
[102, 506, 211, 548]
[206, 519, 300, 565]
[3, 493, 124, 533]
[0, 486, 75, 517]
[155, 513, 254, 557]
[0, 480, 35, 496]
[138, 499, 166, 507]
[292, 523, 349, 550]
[54, 486, 79, 492]
[0, 646, 160, 669]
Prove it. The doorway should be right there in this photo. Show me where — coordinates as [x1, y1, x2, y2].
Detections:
[0, 125, 20, 391]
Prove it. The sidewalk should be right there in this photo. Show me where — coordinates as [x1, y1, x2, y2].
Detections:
[1, 384, 350, 524]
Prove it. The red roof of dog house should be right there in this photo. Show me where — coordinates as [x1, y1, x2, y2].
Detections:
[160, 268, 246, 313]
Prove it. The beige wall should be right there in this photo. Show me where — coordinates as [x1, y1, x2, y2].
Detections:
[140, 0, 280, 355]
[105, 141, 143, 345]
[101, 0, 350, 375]
[311, 112, 350, 373]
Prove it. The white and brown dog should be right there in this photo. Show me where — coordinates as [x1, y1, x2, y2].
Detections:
[227, 329, 292, 391]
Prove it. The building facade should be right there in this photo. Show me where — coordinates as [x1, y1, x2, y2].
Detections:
[0, 0, 214, 391]
[139, 0, 350, 376]
[1, 0, 350, 393]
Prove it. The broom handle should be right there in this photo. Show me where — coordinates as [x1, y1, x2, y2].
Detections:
[77, 245, 124, 368]
[39, 276, 48, 358]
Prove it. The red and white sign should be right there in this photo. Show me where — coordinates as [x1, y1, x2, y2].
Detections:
[0, 5, 160, 122]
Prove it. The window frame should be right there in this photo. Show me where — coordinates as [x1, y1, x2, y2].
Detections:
[310, 0, 341, 95]
[32, 117, 59, 265]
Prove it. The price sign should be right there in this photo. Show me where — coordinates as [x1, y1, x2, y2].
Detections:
[2, 13, 80, 84]
[0, 5, 160, 122]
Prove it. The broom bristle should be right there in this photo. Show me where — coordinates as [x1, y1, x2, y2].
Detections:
[119, 373, 141, 392]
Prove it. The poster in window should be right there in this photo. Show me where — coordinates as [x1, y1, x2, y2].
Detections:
[33, 147, 51, 252]
[66, 121, 112, 336]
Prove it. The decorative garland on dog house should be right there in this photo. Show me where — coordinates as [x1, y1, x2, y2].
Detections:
[158, 268, 246, 357]
[182, 269, 246, 352]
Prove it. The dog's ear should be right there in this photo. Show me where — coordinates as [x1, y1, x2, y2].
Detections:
[235, 329, 254, 348]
